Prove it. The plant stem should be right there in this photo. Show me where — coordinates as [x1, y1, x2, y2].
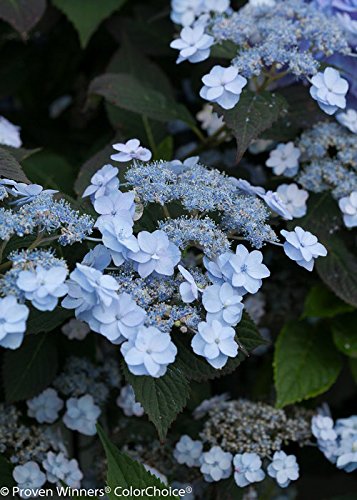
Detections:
[142, 115, 157, 157]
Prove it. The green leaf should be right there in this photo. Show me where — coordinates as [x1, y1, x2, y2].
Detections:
[295, 193, 357, 308]
[155, 136, 174, 161]
[0, 146, 29, 182]
[303, 285, 354, 319]
[274, 322, 342, 407]
[108, 42, 173, 98]
[52, 0, 127, 48]
[3, 333, 58, 402]
[316, 236, 357, 308]
[97, 425, 179, 499]
[263, 86, 325, 142]
[332, 313, 357, 358]
[0, 0, 46, 39]
[22, 150, 75, 193]
[176, 312, 266, 382]
[122, 363, 191, 440]
[88, 73, 195, 126]
[27, 307, 72, 335]
[0, 456, 15, 488]
[215, 90, 287, 162]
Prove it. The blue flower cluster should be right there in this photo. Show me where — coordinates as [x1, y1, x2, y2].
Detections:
[57, 145, 328, 378]
[0, 180, 93, 244]
[210, 0, 350, 78]
[126, 159, 277, 248]
[312, 412, 357, 473]
[170, 0, 351, 113]
[296, 121, 357, 200]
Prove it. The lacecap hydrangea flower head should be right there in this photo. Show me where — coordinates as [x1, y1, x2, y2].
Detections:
[59, 141, 328, 378]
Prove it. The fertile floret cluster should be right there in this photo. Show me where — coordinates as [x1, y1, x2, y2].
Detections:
[297, 122, 357, 200]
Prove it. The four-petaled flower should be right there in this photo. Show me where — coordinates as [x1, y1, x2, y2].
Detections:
[0, 296, 29, 350]
[200, 65, 247, 110]
[219, 245, 270, 295]
[233, 452, 265, 487]
[92, 292, 146, 343]
[121, 326, 177, 377]
[202, 283, 243, 326]
[27, 388, 63, 424]
[129, 230, 181, 278]
[82, 164, 119, 200]
[199, 446, 233, 482]
[280, 227, 327, 271]
[174, 435, 203, 467]
[267, 451, 299, 488]
[192, 320, 239, 369]
[170, 25, 214, 64]
[276, 184, 309, 218]
[63, 394, 101, 436]
[338, 191, 357, 228]
[265, 142, 300, 177]
[111, 139, 152, 163]
[310, 67, 348, 115]
[17, 265, 68, 311]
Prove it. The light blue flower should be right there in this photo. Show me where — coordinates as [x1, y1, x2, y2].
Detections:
[81, 244, 112, 271]
[336, 109, 357, 134]
[98, 215, 139, 266]
[199, 446, 233, 482]
[121, 326, 177, 377]
[338, 191, 357, 227]
[311, 415, 337, 441]
[200, 65, 247, 110]
[171, 0, 203, 27]
[281, 227, 327, 271]
[93, 190, 136, 222]
[233, 452, 265, 487]
[218, 245, 270, 295]
[265, 142, 300, 177]
[235, 179, 266, 197]
[17, 265, 68, 311]
[262, 190, 294, 220]
[335, 416, 357, 439]
[276, 184, 309, 218]
[27, 388, 64, 424]
[62, 264, 119, 325]
[82, 164, 119, 200]
[42, 452, 82, 488]
[111, 138, 152, 163]
[9, 183, 58, 206]
[202, 283, 243, 326]
[128, 230, 181, 278]
[0, 115, 22, 147]
[169, 156, 199, 174]
[336, 435, 357, 472]
[310, 67, 349, 115]
[267, 451, 299, 488]
[116, 385, 144, 417]
[0, 295, 29, 350]
[174, 435, 203, 467]
[178, 265, 201, 303]
[63, 394, 101, 436]
[92, 292, 146, 343]
[191, 320, 238, 369]
[170, 25, 214, 64]
[13, 462, 46, 492]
